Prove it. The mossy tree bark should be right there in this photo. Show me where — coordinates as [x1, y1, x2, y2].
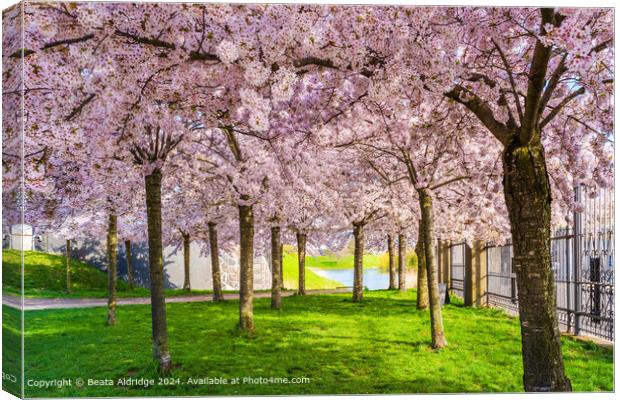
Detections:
[503, 142, 571, 391]
[398, 234, 406, 292]
[107, 214, 118, 326]
[415, 220, 428, 310]
[443, 9, 574, 390]
[145, 169, 171, 373]
[296, 232, 307, 296]
[182, 232, 191, 291]
[65, 239, 71, 293]
[271, 226, 282, 309]
[419, 189, 447, 348]
[387, 234, 397, 290]
[238, 204, 255, 333]
[208, 222, 224, 302]
[125, 240, 133, 290]
[352, 223, 364, 302]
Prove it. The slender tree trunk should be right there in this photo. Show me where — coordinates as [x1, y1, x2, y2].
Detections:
[65, 239, 71, 293]
[145, 169, 171, 373]
[419, 189, 447, 349]
[416, 220, 429, 310]
[387, 234, 397, 290]
[238, 204, 254, 333]
[296, 232, 307, 295]
[503, 143, 571, 391]
[352, 223, 364, 302]
[182, 233, 191, 291]
[280, 243, 284, 287]
[398, 234, 406, 292]
[208, 222, 224, 302]
[125, 240, 133, 290]
[271, 226, 282, 309]
[107, 214, 118, 326]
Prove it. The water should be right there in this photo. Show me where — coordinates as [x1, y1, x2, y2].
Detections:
[310, 267, 389, 290]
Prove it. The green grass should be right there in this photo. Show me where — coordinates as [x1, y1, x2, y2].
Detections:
[6, 290, 612, 397]
[305, 254, 384, 269]
[282, 252, 344, 290]
[304, 252, 417, 270]
[2, 249, 342, 298]
[2, 249, 225, 299]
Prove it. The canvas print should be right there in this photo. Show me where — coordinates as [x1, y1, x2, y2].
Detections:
[1, 1, 614, 398]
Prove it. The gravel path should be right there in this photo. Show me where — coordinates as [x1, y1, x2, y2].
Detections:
[2, 288, 351, 311]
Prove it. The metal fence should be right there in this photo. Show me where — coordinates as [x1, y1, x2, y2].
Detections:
[450, 243, 466, 299]
[485, 186, 614, 341]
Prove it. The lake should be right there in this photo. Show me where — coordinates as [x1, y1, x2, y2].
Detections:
[309, 267, 390, 290]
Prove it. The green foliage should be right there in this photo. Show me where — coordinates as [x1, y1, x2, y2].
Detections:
[7, 291, 612, 397]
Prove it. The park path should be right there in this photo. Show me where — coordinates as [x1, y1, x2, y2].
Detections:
[2, 288, 351, 311]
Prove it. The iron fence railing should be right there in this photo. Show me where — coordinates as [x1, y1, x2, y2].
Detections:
[484, 186, 614, 342]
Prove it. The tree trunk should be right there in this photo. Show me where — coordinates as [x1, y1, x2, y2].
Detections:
[238, 204, 254, 333]
[416, 220, 429, 310]
[352, 223, 364, 302]
[65, 239, 71, 293]
[107, 214, 118, 326]
[145, 169, 171, 373]
[398, 234, 406, 292]
[182, 233, 191, 291]
[125, 240, 133, 290]
[387, 234, 397, 290]
[503, 143, 571, 391]
[419, 189, 447, 349]
[296, 232, 307, 295]
[208, 222, 224, 302]
[271, 226, 282, 309]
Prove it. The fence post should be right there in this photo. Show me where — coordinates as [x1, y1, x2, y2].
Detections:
[464, 240, 487, 306]
[476, 240, 487, 306]
[573, 185, 582, 336]
[442, 240, 451, 290]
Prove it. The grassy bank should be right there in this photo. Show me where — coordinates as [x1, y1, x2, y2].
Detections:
[304, 252, 417, 270]
[282, 251, 343, 290]
[4, 291, 612, 397]
[2, 249, 343, 298]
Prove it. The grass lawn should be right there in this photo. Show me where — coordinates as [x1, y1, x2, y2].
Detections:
[4, 290, 612, 397]
[282, 251, 343, 290]
[2, 249, 343, 298]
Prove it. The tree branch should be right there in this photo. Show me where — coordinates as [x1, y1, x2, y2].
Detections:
[444, 85, 512, 146]
[66, 93, 96, 121]
[114, 30, 175, 49]
[42, 34, 95, 50]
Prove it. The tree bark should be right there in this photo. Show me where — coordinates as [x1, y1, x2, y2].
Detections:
[271, 226, 282, 309]
[503, 142, 571, 391]
[238, 204, 254, 333]
[352, 223, 365, 302]
[416, 220, 429, 310]
[107, 214, 118, 326]
[65, 239, 71, 293]
[125, 240, 133, 290]
[145, 169, 171, 373]
[387, 234, 397, 290]
[208, 222, 224, 302]
[182, 233, 191, 291]
[296, 232, 307, 295]
[398, 234, 406, 292]
[419, 189, 447, 349]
